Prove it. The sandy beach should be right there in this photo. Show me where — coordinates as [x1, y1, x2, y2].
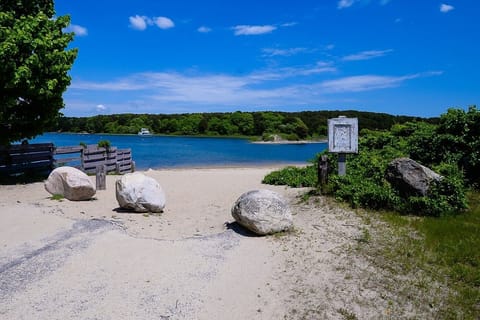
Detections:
[0, 166, 440, 319]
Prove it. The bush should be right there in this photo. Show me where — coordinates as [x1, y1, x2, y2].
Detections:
[263, 107, 475, 216]
[262, 166, 317, 188]
[97, 140, 111, 150]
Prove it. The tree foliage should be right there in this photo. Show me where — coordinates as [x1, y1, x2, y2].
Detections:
[52, 110, 431, 140]
[0, 0, 77, 145]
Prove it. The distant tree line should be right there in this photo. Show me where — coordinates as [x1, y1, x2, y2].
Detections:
[51, 110, 434, 140]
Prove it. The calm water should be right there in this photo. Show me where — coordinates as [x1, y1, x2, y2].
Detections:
[30, 133, 326, 170]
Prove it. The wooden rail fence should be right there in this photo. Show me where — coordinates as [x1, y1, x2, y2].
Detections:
[0, 143, 134, 176]
[0, 143, 55, 175]
[55, 145, 134, 174]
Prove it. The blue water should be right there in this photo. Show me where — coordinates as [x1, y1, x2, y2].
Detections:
[30, 133, 326, 170]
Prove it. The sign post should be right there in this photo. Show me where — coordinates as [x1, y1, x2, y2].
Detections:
[328, 116, 358, 176]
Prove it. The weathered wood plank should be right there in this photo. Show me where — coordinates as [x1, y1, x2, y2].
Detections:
[83, 153, 106, 162]
[0, 143, 54, 152]
[54, 146, 83, 155]
[54, 157, 82, 164]
[8, 152, 53, 163]
[0, 160, 53, 174]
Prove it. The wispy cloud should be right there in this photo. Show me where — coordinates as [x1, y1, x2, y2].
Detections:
[342, 49, 393, 61]
[67, 67, 441, 114]
[281, 22, 298, 27]
[65, 24, 88, 36]
[440, 3, 454, 13]
[338, 0, 356, 9]
[232, 25, 277, 36]
[129, 15, 175, 31]
[338, 0, 393, 9]
[197, 26, 212, 33]
[262, 47, 308, 57]
[319, 71, 442, 92]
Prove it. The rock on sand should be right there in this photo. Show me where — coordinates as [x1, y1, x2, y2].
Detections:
[44, 166, 96, 201]
[231, 189, 293, 235]
[115, 172, 166, 213]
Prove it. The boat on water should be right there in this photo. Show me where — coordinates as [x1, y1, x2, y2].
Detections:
[137, 128, 152, 136]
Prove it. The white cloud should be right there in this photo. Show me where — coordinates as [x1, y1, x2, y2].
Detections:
[197, 26, 212, 33]
[67, 67, 441, 115]
[129, 15, 175, 30]
[342, 49, 393, 61]
[319, 75, 412, 92]
[440, 3, 454, 13]
[96, 104, 107, 112]
[65, 24, 88, 36]
[262, 47, 308, 57]
[154, 16, 175, 29]
[338, 0, 356, 9]
[233, 25, 277, 36]
[129, 15, 148, 30]
[319, 71, 442, 92]
[281, 22, 298, 27]
[338, 0, 393, 9]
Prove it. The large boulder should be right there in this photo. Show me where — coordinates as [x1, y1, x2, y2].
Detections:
[231, 189, 293, 235]
[44, 166, 96, 201]
[115, 172, 166, 213]
[385, 158, 442, 196]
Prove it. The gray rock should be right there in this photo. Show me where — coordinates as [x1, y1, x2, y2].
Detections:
[44, 166, 96, 201]
[385, 158, 442, 196]
[115, 172, 166, 213]
[231, 189, 293, 235]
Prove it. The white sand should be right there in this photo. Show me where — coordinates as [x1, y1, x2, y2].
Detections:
[0, 167, 439, 319]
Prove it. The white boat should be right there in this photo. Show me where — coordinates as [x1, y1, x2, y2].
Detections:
[137, 128, 152, 136]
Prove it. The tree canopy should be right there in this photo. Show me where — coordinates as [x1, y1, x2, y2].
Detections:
[53, 110, 433, 140]
[0, 0, 77, 145]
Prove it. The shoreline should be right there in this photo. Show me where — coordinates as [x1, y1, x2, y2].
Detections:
[250, 139, 326, 145]
[135, 161, 308, 171]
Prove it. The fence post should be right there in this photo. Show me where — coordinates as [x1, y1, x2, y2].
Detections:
[317, 155, 328, 188]
[96, 165, 107, 190]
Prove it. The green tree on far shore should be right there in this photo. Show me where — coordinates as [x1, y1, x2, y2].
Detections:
[0, 0, 77, 145]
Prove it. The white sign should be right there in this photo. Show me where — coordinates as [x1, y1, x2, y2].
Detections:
[328, 117, 358, 153]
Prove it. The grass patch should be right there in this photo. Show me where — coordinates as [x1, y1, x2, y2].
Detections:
[411, 192, 480, 318]
[372, 192, 480, 318]
[49, 194, 64, 201]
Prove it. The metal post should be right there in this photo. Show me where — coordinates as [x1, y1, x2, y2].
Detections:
[338, 153, 346, 176]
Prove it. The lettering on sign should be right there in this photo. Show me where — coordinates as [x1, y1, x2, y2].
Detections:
[328, 117, 358, 153]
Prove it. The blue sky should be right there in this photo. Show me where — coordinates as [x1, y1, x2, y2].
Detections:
[55, 0, 479, 117]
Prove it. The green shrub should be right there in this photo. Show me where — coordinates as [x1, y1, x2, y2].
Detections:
[97, 140, 111, 150]
[262, 166, 317, 188]
[263, 107, 475, 216]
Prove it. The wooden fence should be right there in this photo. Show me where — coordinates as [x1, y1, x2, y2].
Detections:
[55, 145, 134, 174]
[0, 143, 133, 176]
[0, 143, 54, 175]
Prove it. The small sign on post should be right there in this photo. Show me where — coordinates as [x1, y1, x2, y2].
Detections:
[328, 116, 358, 176]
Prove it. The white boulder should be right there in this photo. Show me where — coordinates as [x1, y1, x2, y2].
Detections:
[115, 172, 166, 213]
[44, 166, 96, 201]
[231, 189, 293, 235]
